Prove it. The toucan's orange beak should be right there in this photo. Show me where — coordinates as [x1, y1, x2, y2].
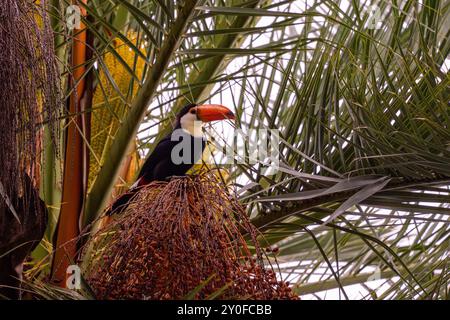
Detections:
[195, 104, 235, 122]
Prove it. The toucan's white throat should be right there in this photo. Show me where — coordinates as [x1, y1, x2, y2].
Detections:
[179, 113, 204, 138]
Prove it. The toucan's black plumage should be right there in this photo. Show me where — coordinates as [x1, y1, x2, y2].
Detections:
[136, 104, 205, 183]
[105, 103, 234, 216]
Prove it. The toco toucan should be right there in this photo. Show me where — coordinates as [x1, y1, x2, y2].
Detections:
[105, 103, 235, 216]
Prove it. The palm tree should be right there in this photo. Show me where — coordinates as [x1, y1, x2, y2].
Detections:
[13, 0, 450, 299]
[0, 0, 60, 299]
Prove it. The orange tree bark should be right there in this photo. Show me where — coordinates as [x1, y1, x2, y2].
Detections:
[51, 0, 88, 286]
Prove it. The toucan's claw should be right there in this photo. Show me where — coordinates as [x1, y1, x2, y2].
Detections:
[164, 175, 187, 181]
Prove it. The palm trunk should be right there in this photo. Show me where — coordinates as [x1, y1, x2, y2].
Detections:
[51, 0, 88, 287]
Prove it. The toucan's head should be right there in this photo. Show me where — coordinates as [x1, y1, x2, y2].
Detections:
[177, 103, 235, 137]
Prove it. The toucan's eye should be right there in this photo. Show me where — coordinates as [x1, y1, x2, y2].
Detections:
[190, 108, 197, 114]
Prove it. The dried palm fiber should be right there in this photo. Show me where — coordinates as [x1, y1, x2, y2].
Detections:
[83, 172, 298, 299]
[0, 0, 60, 199]
[89, 34, 145, 189]
[0, 0, 60, 298]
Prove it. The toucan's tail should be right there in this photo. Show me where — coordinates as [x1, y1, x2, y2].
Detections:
[104, 189, 138, 216]
[104, 177, 150, 216]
